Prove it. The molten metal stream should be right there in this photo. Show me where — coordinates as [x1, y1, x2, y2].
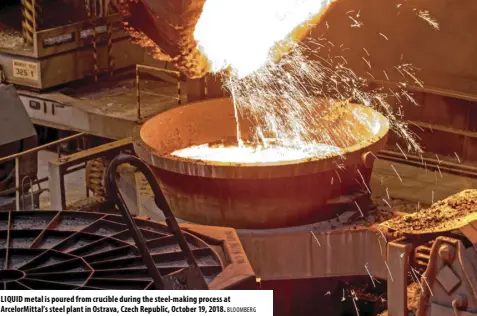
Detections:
[194, 0, 333, 77]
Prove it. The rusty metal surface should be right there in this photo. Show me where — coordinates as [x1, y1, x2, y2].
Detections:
[118, 0, 208, 78]
[417, 237, 477, 316]
[305, 0, 477, 97]
[237, 217, 390, 281]
[134, 97, 389, 229]
[0, 210, 255, 290]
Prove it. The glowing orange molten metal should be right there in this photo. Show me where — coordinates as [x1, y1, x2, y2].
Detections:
[194, 0, 334, 77]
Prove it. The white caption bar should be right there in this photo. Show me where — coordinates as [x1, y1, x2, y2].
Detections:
[0, 291, 273, 315]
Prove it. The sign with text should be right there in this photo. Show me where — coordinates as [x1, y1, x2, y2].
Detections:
[12, 59, 39, 81]
[0, 291, 273, 315]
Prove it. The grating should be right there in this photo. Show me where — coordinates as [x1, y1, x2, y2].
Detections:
[0, 210, 224, 290]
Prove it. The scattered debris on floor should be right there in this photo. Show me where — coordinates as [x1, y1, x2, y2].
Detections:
[381, 189, 477, 233]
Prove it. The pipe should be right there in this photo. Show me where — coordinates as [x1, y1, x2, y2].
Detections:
[0, 132, 86, 164]
[378, 150, 477, 178]
[105, 154, 208, 290]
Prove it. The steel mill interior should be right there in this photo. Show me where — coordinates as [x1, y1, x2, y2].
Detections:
[1, 0, 477, 315]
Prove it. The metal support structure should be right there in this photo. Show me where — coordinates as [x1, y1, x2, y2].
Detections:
[20, 176, 35, 210]
[48, 162, 66, 210]
[387, 241, 413, 316]
[135, 64, 182, 121]
[378, 149, 477, 179]
[136, 66, 141, 120]
[21, 0, 37, 45]
[85, 0, 100, 82]
[107, 1, 114, 77]
[48, 137, 133, 210]
[0, 132, 86, 211]
[14, 158, 20, 210]
[92, 20, 99, 82]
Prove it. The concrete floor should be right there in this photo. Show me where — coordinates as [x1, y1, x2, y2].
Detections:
[371, 158, 477, 205]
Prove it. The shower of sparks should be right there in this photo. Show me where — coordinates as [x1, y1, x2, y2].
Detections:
[419, 153, 425, 165]
[382, 198, 391, 208]
[362, 57, 372, 69]
[186, 1, 426, 164]
[410, 267, 425, 293]
[220, 42, 421, 156]
[364, 263, 377, 287]
[421, 275, 434, 296]
[335, 170, 342, 183]
[396, 143, 408, 159]
[417, 10, 440, 30]
[310, 231, 322, 246]
[364, 262, 379, 288]
[454, 152, 461, 163]
[400, 65, 424, 88]
[410, 267, 434, 296]
[357, 169, 371, 194]
[391, 164, 403, 182]
[384, 261, 394, 282]
[351, 291, 360, 316]
[349, 16, 363, 28]
[379, 33, 389, 41]
[377, 228, 387, 242]
[354, 201, 365, 217]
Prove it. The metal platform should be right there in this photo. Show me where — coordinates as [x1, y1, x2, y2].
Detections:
[14, 68, 186, 140]
[0, 14, 143, 90]
[0, 210, 255, 290]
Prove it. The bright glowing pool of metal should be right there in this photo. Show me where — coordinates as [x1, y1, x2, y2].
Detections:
[171, 142, 343, 163]
[134, 97, 390, 229]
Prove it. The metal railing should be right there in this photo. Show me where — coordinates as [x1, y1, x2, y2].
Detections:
[136, 64, 182, 121]
[0, 132, 87, 210]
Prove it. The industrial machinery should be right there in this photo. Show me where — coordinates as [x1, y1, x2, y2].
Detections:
[57, 1, 477, 314]
[0, 84, 40, 209]
[0, 0, 143, 90]
[0, 209, 256, 290]
[120, 95, 477, 315]
[134, 97, 389, 229]
[1, 0, 477, 315]
[118, 0, 477, 168]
